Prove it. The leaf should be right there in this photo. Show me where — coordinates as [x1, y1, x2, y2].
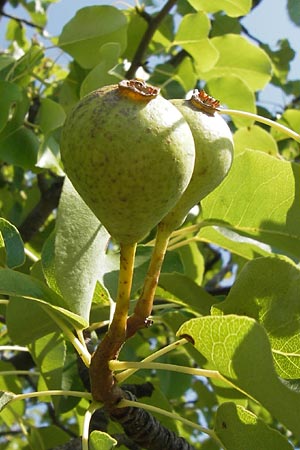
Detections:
[199, 35, 272, 91]
[197, 226, 272, 261]
[287, 0, 300, 26]
[0, 81, 22, 132]
[58, 6, 127, 69]
[37, 98, 66, 135]
[0, 218, 24, 268]
[0, 390, 16, 412]
[271, 109, 300, 141]
[212, 256, 300, 379]
[89, 431, 117, 450]
[187, 0, 252, 17]
[207, 76, 256, 127]
[173, 12, 218, 73]
[54, 177, 110, 321]
[177, 315, 300, 439]
[201, 150, 300, 258]
[215, 403, 293, 450]
[233, 125, 279, 156]
[158, 272, 215, 315]
[80, 43, 121, 97]
[0, 268, 88, 331]
[6, 297, 59, 345]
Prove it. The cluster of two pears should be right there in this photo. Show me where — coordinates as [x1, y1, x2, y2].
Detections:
[60, 80, 233, 246]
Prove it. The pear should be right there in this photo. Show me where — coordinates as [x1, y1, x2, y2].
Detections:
[161, 90, 234, 231]
[60, 80, 195, 244]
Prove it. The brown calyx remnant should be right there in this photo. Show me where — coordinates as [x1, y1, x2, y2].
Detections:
[118, 79, 160, 101]
[190, 89, 220, 115]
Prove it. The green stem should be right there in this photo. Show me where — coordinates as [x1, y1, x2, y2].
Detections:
[115, 338, 187, 383]
[40, 306, 91, 367]
[117, 398, 221, 444]
[219, 108, 300, 142]
[126, 223, 171, 338]
[89, 242, 137, 404]
[111, 360, 221, 380]
[82, 402, 99, 450]
[0, 370, 39, 377]
[0, 345, 28, 352]
[9, 389, 92, 403]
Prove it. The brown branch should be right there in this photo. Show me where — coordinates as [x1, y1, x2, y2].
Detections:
[126, 0, 178, 79]
[19, 175, 64, 242]
[0, 9, 44, 30]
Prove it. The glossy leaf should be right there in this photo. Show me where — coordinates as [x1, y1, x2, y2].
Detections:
[233, 125, 279, 155]
[201, 150, 300, 258]
[187, 0, 251, 17]
[0, 218, 24, 268]
[215, 403, 293, 449]
[54, 177, 110, 321]
[58, 6, 127, 69]
[212, 256, 300, 379]
[177, 315, 300, 439]
[199, 35, 272, 91]
[89, 431, 117, 450]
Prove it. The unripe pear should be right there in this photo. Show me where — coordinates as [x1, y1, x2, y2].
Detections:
[161, 90, 234, 231]
[60, 80, 195, 244]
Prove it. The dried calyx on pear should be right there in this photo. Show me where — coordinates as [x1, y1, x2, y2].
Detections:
[60, 80, 195, 244]
[161, 89, 234, 231]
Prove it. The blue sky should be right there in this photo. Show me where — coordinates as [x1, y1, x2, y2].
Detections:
[1, 0, 299, 110]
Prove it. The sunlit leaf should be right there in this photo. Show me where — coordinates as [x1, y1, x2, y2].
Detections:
[37, 98, 66, 135]
[201, 150, 300, 258]
[0, 390, 16, 412]
[58, 6, 127, 69]
[187, 0, 251, 17]
[215, 403, 293, 449]
[177, 315, 300, 439]
[212, 256, 300, 379]
[233, 125, 279, 155]
[89, 431, 117, 450]
[199, 35, 272, 91]
[0, 81, 22, 132]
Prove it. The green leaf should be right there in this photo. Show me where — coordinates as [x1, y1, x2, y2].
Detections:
[0, 218, 24, 268]
[201, 150, 300, 258]
[0, 81, 22, 132]
[29, 332, 66, 394]
[37, 98, 66, 135]
[0, 268, 88, 331]
[173, 12, 218, 73]
[287, 0, 300, 26]
[54, 177, 110, 321]
[177, 315, 300, 439]
[215, 403, 293, 450]
[197, 226, 272, 261]
[6, 297, 59, 345]
[233, 125, 279, 156]
[212, 256, 300, 379]
[199, 35, 272, 91]
[58, 6, 127, 69]
[89, 431, 117, 450]
[187, 0, 252, 17]
[207, 76, 256, 127]
[177, 240, 205, 285]
[0, 390, 16, 412]
[271, 109, 300, 141]
[80, 43, 121, 97]
[158, 272, 215, 315]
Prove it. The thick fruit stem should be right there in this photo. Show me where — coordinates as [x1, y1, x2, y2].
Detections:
[126, 223, 171, 338]
[89, 242, 136, 407]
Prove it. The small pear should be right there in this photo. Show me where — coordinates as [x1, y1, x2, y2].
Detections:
[60, 80, 195, 244]
[161, 90, 234, 231]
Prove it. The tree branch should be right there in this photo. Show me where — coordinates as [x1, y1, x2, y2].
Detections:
[126, 0, 178, 79]
[0, 9, 44, 30]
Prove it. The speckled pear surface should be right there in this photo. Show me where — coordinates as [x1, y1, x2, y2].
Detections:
[162, 98, 234, 230]
[60, 83, 195, 244]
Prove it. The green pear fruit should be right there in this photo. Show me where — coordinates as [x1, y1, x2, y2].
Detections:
[60, 80, 195, 244]
[161, 90, 234, 231]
